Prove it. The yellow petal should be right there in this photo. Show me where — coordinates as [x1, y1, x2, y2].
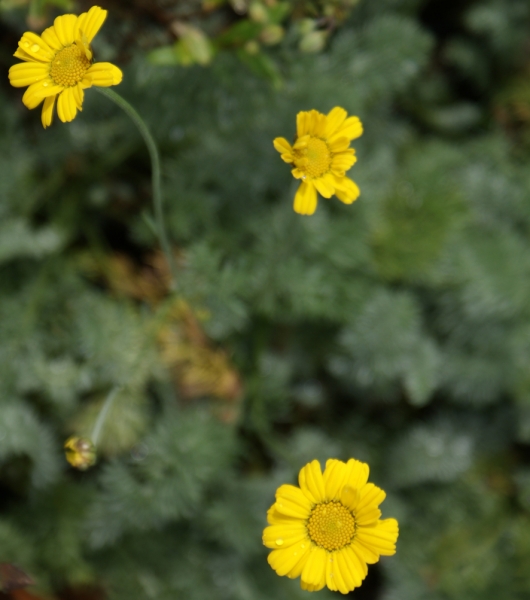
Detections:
[275, 484, 312, 518]
[291, 168, 305, 179]
[357, 483, 386, 512]
[343, 545, 368, 581]
[266, 506, 301, 525]
[355, 506, 381, 526]
[313, 174, 335, 199]
[33, 82, 64, 99]
[345, 458, 369, 489]
[352, 538, 379, 564]
[273, 137, 292, 154]
[262, 523, 307, 549]
[41, 94, 56, 128]
[331, 152, 357, 172]
[41, 25, 63, 50]
[334, 177, 360, 205]
[325, 107, 348, 137]
[355, 518, 398, 556]
[330, 115, 363, 143]
[85, 62, 123, 87]
[293, 181, 317, 215]
[267, 541, 311, 577]
[329, 137, 351, 153]
[340, 485, 360, 511]
[13, 47, 36, 62]
[296, 111, 311, 137]
[76, 5, 107, 43]
[298, 460, 326, 503]
[17, 32, 54, 62]
[8, 62, 49, 88]
[323, 459, 347, 500]
[310, 110, 327, 137]
[57, 87, 78, 123]
[53, 14, 78, 47]
[301, 546, 327, 587]
[72, 83, 84, 110]
[22, 83, 45, 109]
[334, 550, 357, 593]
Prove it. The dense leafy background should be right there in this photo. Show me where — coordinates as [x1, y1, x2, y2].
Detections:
[2, 1, 530, 599]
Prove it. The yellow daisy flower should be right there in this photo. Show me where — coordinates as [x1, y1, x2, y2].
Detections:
[8, 5, 122, 128]
[273, 108, 363, 215]
[263, 458, 398, 594]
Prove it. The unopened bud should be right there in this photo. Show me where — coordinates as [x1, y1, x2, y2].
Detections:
[64, 437, 96, 470]
[260, 24, 284, 45]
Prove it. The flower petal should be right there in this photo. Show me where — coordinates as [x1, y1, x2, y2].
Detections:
[299, 460, 326, 503]
[325, 107, 348, 137]
[76, 5, 107, 43]
[53, 14, 78, 47]
[296, 111, 311, 137]
[85, 62, 123, 87]
[352, 538, 379, 564]
[331, 151, 357, 172]
[17, 32, 54, 62]
[355, 518, 398, 556]
[72, 82, 84, 110]
[343, 545, 368, 581]
[335, 549, 360, 593]
[293, 181, 318, 216]
[340, 485, 360, 511]
[22, 83, 46, 109]
[356, 506, 381, 526]
[275, 484, 312, 518]
[41, 94, 56, 128]
[267, 541, 311, 577]
[263, 523, 308, 549]
[357, 483, 386, 512]
[273, 137, 292, 154]
[9, 62, 49, 88]
[41, 25, 63, 50]
[334, 176, 360, 205]
[330, 115, 363, 143]
[345, 458, 370, 489]
[313, 175, 335, 199]
[57, 87, 78, 123]
[301, 546, 327, 588]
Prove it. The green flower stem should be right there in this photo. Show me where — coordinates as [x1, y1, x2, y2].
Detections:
[94, 87, 177, 290]
[91, 385, 122, 446]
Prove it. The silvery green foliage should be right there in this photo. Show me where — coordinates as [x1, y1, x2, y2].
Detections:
[2, 0, 530, 599]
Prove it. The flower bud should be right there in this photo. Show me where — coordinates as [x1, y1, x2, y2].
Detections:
[64, 436, 96, 470]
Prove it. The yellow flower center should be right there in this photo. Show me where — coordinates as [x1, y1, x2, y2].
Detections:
[295, 137, 332, 179]
[50, 43, 91, 87]
[307, 501, 356, 551]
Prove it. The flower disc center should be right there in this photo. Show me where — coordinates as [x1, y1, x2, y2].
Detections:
[296, 137, 331, 179]
[50, 43, 91, 87]
[307, 501, 356, 551]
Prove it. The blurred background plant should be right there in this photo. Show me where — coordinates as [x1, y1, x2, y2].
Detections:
[2, 0, 530, 599]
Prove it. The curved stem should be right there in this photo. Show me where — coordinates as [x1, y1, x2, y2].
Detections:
[94, 87, 177, 290]
[91, 385, 122, 446]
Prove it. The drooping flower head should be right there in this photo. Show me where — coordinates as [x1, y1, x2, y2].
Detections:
[263, 458, 398, 594]
[8, 6, 122, 128]
[273, 108, 363, 215]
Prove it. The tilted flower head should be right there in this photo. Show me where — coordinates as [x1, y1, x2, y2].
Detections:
[8, 5, 122, 128]
[273, 108, 363, 215]
[263, 458, 398, 594]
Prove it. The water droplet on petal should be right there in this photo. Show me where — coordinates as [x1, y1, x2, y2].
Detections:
[330, 573, 334, 578]
[275, 539, 284, 546]
[293, 552, 298, 556]
[22, 41, 30, 48]
[329, 558, 333, 563]
[43, 82, 49, 87]
[30, 44, 40, 52]
[301, 544, 306, 549]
